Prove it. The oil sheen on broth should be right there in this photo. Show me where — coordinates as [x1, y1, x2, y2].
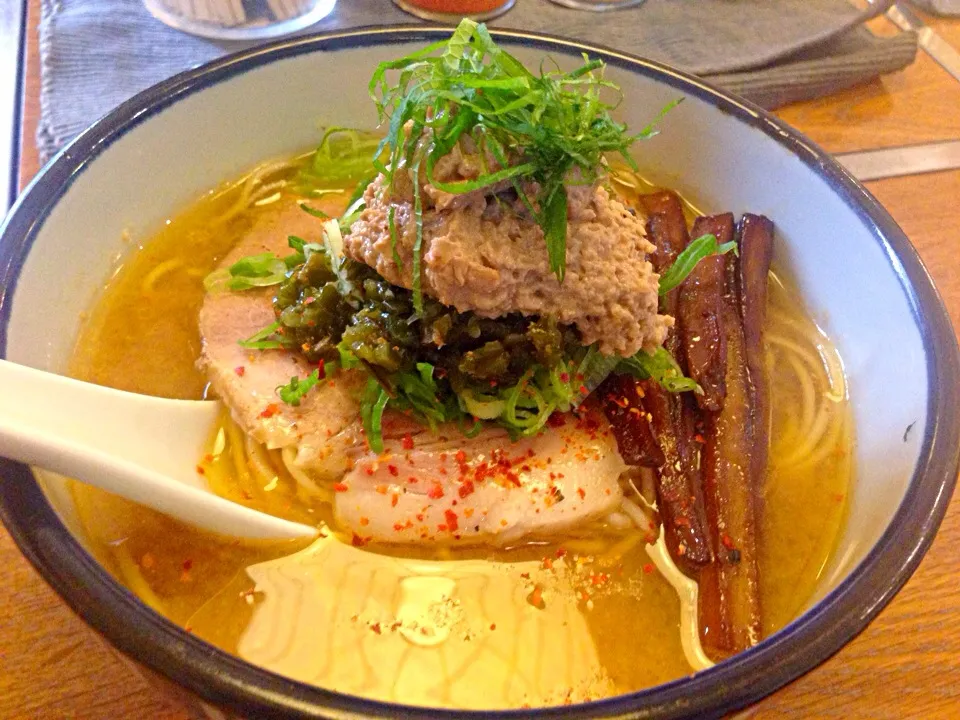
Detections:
[67, 155, 852, 709]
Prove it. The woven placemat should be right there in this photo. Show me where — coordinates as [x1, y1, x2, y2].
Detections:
[38, 0, 918, 162]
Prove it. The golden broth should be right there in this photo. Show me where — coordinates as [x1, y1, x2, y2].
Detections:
[66, 157, 852, 708]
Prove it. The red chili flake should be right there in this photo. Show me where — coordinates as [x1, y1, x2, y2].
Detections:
[182, 559, 193, 571]
[317, 359, 326, 379]
[370, 622, 382, 635]
[359, 517, 370, 526]
[555, 548, 567, 559]
[203, 454, 214, 463]
[233, 366, 246, 377]
[458, 480, 475, 498]
[576, 487, 586, 500]
[455, 450, 467, 465]
[526, 584, 546, 610]
[391, 494, 399, 507]
[490, 623, 497, 631]
[365, 467, 375, 476]
[333, 483, 349, 493]
[303, 296, 316, 305]
[643, 563, 655, 574]
[416, 513, 425, 522]
[351, 533, 369, 547]
[195, 465, 205, 475]
[401, 434, 414, 450]
[541, 557, 553, 570]
[388, 464, 399, 477]
[428, 483, 445, 499]
[720, 533, 735, 550]
[694, 433, 705, 444]
[559, 372, 570, 383]
[444, 509, 459, 532]
[407, 476, 418, 484]
[259, 404, 279, 419]
[375, 484, 388, 495]
[393, 522, 405, 532]
[579, 385, 588, 395]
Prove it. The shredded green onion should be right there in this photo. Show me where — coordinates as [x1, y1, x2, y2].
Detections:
[658, 233, 738, 296]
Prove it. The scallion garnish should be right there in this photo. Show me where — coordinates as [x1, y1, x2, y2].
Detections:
[615, 346, 700, 394]
[277, 370, 322, 406]
[657, 233, 738, 296]
[239, 322, 285, 350]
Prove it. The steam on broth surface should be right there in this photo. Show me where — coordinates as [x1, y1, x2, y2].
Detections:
[67, 149, 852, 709]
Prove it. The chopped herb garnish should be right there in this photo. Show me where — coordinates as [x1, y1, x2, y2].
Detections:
[299, 203, 330, 220]
[294, 127, 384, 192]
[411, 162, 425, 313]
[657, 233, 738, 296]
[204, 253, 288, 293]
[278, 370, 322, 406]
[387, 205, 403, 271]
[615, 347, 700, 394]
[239, 322, 285, 350]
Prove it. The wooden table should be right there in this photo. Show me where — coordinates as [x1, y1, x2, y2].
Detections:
[3, 4, 960, 718]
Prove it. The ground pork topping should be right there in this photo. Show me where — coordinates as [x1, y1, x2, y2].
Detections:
[343, 162, 672, 357]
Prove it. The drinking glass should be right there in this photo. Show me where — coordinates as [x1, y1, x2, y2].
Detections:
[546, 0, 645, 10]
[143, 0, 336, 41]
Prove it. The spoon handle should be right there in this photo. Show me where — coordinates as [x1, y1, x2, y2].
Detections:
[0, 359, 317, 539]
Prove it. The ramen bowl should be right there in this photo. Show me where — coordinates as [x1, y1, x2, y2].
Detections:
[1, 27, 958, 719]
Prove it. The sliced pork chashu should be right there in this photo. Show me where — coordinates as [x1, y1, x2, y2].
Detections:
[198, 197, 365, 479]
[335, 409, 625, 546]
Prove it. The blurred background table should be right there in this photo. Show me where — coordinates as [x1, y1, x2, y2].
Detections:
[3, 1, 960, 717]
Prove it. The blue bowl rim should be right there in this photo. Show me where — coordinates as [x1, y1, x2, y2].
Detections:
[1, 24, 958, 720]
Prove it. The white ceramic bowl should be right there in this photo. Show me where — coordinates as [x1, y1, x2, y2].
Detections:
[1, 27, 958, 719]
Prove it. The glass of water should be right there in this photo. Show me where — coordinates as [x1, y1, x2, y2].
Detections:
[546, 0, 645, 9]
[144, 0, 336, 41]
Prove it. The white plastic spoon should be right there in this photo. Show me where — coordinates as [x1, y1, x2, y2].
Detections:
[0, 359, 318, 540]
